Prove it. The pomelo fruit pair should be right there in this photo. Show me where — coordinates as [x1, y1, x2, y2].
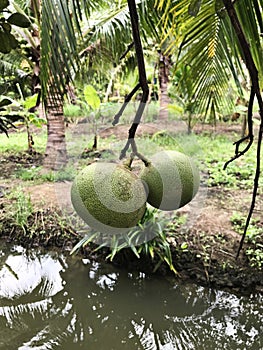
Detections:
[71, 151, 200, 233]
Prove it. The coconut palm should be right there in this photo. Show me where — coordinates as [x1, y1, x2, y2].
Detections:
[4, 0, 172, 169]
[6, 0, 94, 169]
[13, 0, 262, 169]
[37, 0, 133, 169]
[39, 0, 165, 169]
[157, 0, 263, 122]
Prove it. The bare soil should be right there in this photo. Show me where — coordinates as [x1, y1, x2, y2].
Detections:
[0, 122, 262, 294]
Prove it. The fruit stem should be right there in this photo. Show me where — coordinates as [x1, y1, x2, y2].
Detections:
[134, 152, 150, 166]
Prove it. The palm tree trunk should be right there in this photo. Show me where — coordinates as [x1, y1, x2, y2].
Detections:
[158, 52, 170, 120]
[43, 96, 67, 170]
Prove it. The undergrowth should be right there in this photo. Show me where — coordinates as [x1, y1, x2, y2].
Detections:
[71, 207, 185, 275]
[231, 212, 263, 269]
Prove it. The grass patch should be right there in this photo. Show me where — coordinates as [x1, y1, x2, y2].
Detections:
[0, 125, 261, 192]
[0, 129, 47, 153]
[195, 133, 262, 190]
[230, 212, 263, 269]
[14, 163, 77, 182]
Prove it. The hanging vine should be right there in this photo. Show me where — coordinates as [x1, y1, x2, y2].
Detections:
[221, 0, 263, 258]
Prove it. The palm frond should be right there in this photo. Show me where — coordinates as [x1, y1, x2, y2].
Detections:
[158, 0, 260, 118]
[178, 2, 236, 117]
[0, 57, 28, 80]
[84, 2, 131, 62]
[40, 0, 83, 104]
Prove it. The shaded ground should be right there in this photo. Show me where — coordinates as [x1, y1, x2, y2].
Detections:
[0, 151, 43, 179]
[0, 122, 262, 294]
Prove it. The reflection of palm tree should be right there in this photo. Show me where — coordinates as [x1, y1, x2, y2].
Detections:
[0, 246, 204, 349]
[0, 246, 70, 348]
[2, 246, 262, 349]
[0, 246, 164, 348]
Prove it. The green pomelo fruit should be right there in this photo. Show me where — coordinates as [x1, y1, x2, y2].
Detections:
[140, 150, 200, 211]
[71, 162, 147, 234]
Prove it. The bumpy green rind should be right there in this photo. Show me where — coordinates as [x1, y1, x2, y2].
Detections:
[71, 162, 147, 234]
[140, 150, 200, 211]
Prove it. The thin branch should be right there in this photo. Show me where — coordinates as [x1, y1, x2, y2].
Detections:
[223, 87, 254, 170]
[236, 129, 262, 258]
[222, 0, 263, 258]
[119, 41, 134, 60]
[119, 0, 149, 159]
[112, 82, 141, 126]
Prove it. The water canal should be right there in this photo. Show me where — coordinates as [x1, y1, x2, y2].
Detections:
[0, 242, 262, 349]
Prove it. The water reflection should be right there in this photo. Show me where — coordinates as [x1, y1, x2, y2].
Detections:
[0, 242, 262, 350]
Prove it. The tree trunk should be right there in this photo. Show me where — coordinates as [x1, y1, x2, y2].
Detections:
[158, 52, 170, 121]
[43, 97, 67, 170]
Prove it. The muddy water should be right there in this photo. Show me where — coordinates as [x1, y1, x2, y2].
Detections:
[0, 242, 262, 350]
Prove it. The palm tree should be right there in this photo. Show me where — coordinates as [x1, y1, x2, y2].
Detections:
[39, 1, 84, 169]
[16, 0, 262, 169]
[5, 0, 172, 169]
[40, 0, 134, 169]
[8, 0, 93, 169]
[39, 0, 165, 168]
[157, 0, 263, 123]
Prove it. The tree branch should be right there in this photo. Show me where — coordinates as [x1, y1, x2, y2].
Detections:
[223, 87, 254, 169]
[222, 0, 263, 258]
[120, 42, 134, 60]
[112, 83, 141, 126]
[118, 0, 149, 159]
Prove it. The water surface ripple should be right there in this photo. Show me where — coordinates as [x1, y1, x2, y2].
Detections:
[0, 242, 262, 349]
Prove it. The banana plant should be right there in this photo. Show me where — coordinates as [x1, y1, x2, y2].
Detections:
[17, 89, 46, 152]
[83, 84, 101, 151]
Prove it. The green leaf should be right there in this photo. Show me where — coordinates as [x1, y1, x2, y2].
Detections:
[40, 0, 82, 106]
[28, 115, 46, 128]
[0, 97, 12, 107]
[1, 22, 11, 32]
[180, 242, 188, 250]
[188, 0, 202, 17]
[83, 85, 100, 111]
[130, 244, 140, 258]
[215, 0, 226, 18]
[7, 12, 30, 28]
[70, 232, 100, 255]
[6, 32, 18, 49]
[0, 0, 9, 12]
[24, 94, 38, 110]
[149, 245, 155, 259]
[0, 31, 11, 53]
